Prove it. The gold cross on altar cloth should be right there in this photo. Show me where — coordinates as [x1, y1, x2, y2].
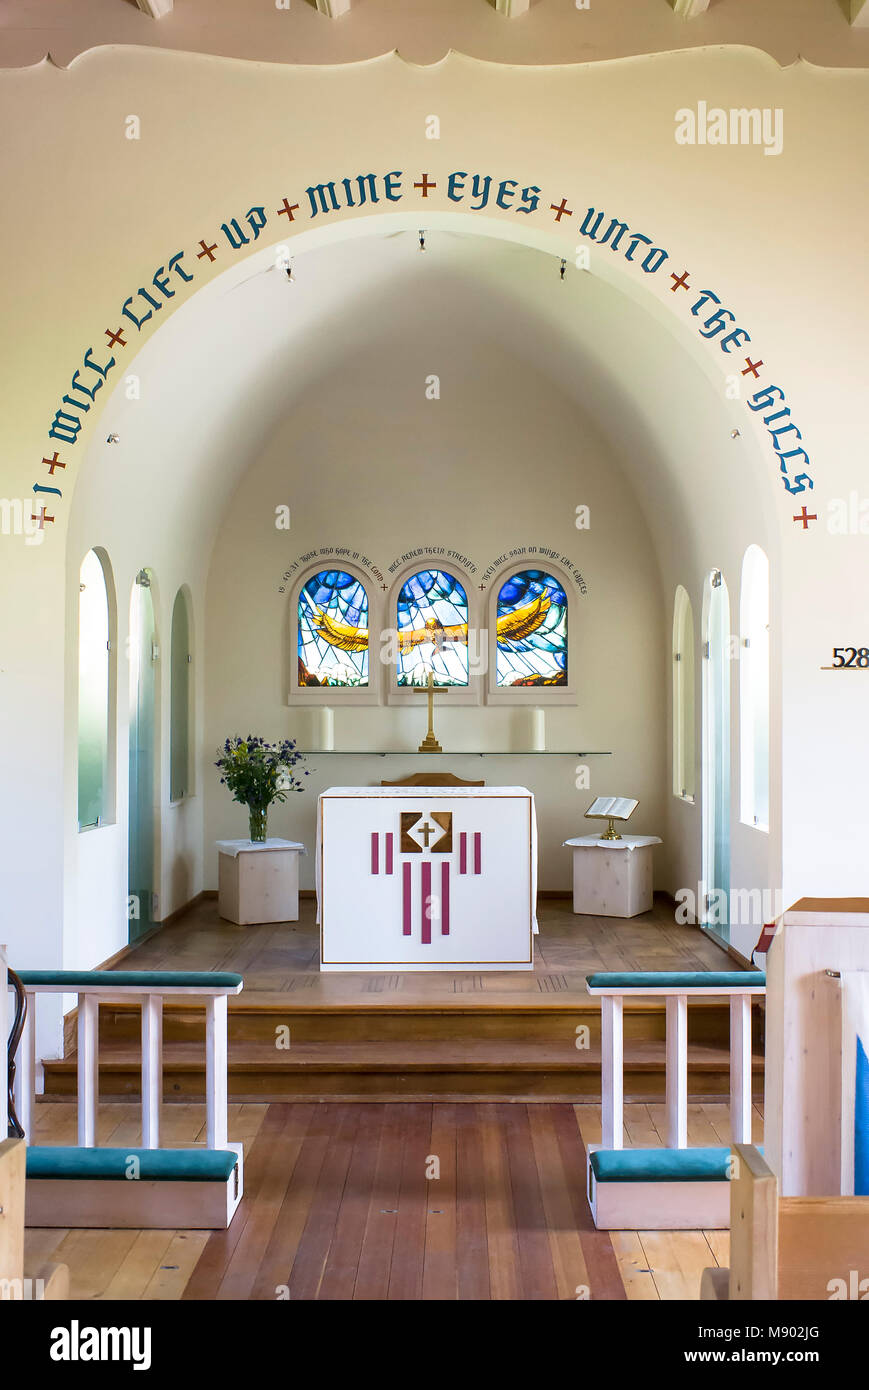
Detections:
[413, 670, 448, 752]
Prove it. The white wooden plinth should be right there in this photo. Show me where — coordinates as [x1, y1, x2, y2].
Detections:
[218, 845, 301, 924]
[587, 1164, 730, 1230]
[567, 839, 660, 917]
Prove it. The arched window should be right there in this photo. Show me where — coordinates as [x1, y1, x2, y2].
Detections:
[739, 546, 770, 831]
[396, 569, 469, 686]
[672, 585, 695, 800]
[170, 588, 192, 801]
[78, 549, 113, 829]
[298, 569, 369, 687]
[495, 570, 567, 687]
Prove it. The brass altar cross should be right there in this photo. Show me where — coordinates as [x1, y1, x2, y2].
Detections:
[414, 670, 448, 753]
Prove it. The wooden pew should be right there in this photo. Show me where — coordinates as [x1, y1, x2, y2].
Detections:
[701, 1143, 869, 1299]
[0, 1138, 68, 1300]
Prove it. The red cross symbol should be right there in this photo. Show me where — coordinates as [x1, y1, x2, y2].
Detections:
[670, 271, 690, 292]
[42, 451, 66, 475]
[414, 175, 436, 197]
[479, 583, 486, 591]
[105, 327, 127, 349]
[31, 507, 55, 529]
[742, 357, 764, 379]
[793, 507, 817, 529]
[277, 198, 300, 222]
[550, 198, 573, 222]
[197, 239, 219, 262]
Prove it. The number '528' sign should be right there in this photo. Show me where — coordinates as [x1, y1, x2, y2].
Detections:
[831, 648, 869, 668]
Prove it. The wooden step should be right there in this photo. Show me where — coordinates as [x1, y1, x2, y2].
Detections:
[92, 997, 750, 1047]
[41, 1038, 764, 1104]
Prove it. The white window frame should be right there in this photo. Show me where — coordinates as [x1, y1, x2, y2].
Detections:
[288, 561, 381, 707]
[385, 561, 480, 707]
[485, 561, 576, 707]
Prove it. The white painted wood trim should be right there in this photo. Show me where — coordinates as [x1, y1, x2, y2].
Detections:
[13, 995, 36, 1143]
[141, 994, 162, 1149]
[76, 995, 99, 1148]
[600, 994, 624, 1150]
[729, 994, 753, 1144]
[205, 995, 228, 1150]
[666, 994, 688, 1148]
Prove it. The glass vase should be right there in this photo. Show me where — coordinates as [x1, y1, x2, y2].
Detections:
[248, 805, 268, 843]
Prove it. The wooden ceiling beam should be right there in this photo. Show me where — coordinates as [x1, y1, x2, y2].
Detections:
[135, 0, 174, 17]
[669, 0, 711, 17]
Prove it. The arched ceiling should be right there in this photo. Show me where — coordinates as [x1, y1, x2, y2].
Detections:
[74, 221, 775, 594]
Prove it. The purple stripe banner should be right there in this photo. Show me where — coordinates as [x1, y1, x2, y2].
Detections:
[421, 861, 432, 945]
[441, 861, 450, 935]
[402, 861, 412, 935]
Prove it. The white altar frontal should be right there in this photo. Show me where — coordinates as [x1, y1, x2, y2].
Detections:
[317, 786, 538, 971]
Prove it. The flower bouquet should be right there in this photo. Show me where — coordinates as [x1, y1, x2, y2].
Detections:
[215, 735, 308, 842]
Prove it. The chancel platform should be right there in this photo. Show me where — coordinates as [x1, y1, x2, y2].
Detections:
[316, 785, 537, 972]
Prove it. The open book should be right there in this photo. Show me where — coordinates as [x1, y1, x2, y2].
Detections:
[585, 796, 638, 822]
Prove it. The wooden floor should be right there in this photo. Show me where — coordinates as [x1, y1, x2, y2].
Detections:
[27, 897, 752, 1299]
[119, 893, 733, 1007]
[27, 1097, 762, 1301]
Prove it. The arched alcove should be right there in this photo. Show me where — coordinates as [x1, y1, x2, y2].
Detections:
[170, 586, 194, 802]
[77, 547, 117, 830]
[739, 545, 770, 833]
[672, 584, 695, 803]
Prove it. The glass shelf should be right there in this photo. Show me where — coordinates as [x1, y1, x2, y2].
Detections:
[298, 750, 612, 757]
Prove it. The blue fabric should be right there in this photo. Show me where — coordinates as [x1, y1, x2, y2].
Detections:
[590, 1146, 732, 1183]
[17, 970, 243, 989]
[856, 1035, 869, 1196]
[586, 970, 765, 990]
[26, 1146, 238, 1182]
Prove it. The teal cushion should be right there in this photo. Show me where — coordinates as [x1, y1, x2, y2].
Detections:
[27, 1146, 238, 1183]
[590, 1146, 731, 1183]
[586, 970, 765, 990]
[17, 970, 243, 990]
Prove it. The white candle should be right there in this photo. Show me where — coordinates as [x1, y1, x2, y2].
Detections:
[530, 707, 545, 752]
[319, 706, 335, 751]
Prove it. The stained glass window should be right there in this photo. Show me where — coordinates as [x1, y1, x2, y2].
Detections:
[298, 570, 369, 687]
[396, 569, 469, 686]
[496, 570, 568, 687]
